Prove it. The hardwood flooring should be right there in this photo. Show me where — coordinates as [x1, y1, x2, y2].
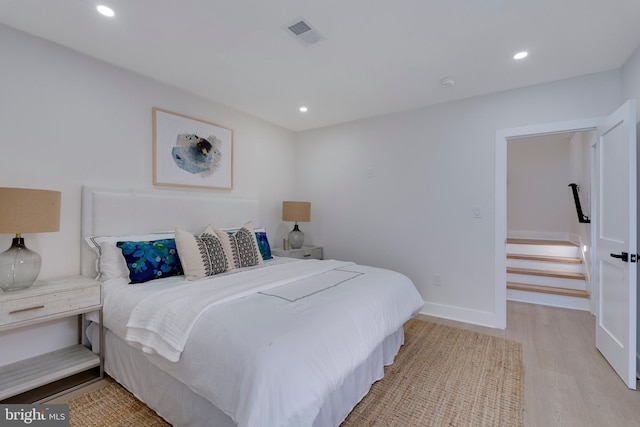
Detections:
[417, 301, 640, 427]
[49, 302, 640, 426]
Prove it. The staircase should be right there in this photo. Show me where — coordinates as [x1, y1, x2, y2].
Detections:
[506, 238, 590, 311]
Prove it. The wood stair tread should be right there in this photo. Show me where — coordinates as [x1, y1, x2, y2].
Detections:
[507, 253, 582, 264]
[507, 238, 579, 247]
[507, 267, 586, 280]
[507, 282, 590, 298]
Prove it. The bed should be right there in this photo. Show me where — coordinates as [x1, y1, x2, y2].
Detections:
[80, 186, 424, 427]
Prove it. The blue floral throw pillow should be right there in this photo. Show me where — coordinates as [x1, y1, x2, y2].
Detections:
[255, 231, 273, 260]
[116, 239, 183, 284]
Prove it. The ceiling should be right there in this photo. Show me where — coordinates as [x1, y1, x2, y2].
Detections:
[1, 0, 640, 131]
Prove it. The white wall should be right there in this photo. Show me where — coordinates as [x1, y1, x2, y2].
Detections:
[507, 134, 571, 237]
[568, 131, 594, 235]
[568, 130, 594, 284]
[621, 45, 640, 122]
[0, 24, 296, 365]
[295, 70, 622, 326]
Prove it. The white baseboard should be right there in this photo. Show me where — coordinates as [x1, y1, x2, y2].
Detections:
[419, 301, 501, 329]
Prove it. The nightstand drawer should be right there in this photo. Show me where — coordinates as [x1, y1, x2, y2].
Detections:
[272, 246, 323, 260]
[0, 278, 101, 328]
[298, 247, 323, 259]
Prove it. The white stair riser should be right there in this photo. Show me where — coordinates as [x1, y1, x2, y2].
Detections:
[506, 244, 581, 258]
[507, 289, 590, 311]
[506, 259, 583, 273]
[506, 273, 586, 290]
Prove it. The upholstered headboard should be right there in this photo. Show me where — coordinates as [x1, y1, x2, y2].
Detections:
[80, 186, 261, 277]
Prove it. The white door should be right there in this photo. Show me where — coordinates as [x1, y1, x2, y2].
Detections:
[594, 99, 637, 389]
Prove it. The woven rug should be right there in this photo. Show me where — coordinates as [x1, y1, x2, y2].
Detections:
[68, 382, 170, 427]
[68, 319, 523, 427]
[341, 319, 524, 426]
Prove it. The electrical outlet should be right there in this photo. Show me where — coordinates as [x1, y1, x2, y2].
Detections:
[472, 207, 482, 218]
[433, 273, 442, 286]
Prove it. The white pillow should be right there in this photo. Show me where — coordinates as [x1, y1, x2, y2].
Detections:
[85, 232, 174, 281]
[174, 228, 233, 280]
[220, 226, 272, 260]
[215, 221, 264, 269]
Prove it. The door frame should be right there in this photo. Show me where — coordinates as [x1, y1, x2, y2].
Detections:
[494, 117, 602, 328]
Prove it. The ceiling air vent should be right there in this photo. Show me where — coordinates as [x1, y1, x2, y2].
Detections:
[285, 18, 324, 46]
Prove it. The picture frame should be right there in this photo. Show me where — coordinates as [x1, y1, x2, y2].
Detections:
[152, 107, 233, 190]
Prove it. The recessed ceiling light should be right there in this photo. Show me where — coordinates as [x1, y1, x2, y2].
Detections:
[299, 106, 309, 113]
[513, 51, 528, 60]
[97, 5, 115, 17]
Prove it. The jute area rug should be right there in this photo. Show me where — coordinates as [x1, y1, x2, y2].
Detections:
[341, 319, 523, 426]
[68, 319, 523, 427]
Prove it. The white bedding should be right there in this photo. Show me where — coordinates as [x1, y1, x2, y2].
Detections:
[125, 259, 355, 361]
[101, 258, 424, 427]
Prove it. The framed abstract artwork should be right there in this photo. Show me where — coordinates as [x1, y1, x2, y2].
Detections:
[152, 107, 234, 190]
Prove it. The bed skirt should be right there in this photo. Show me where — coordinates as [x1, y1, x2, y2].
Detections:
[87, 324, 405, 427]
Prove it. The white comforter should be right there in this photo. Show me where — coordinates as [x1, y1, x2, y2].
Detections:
[126, 259, 356, 362]
[102, 258, 424, 427]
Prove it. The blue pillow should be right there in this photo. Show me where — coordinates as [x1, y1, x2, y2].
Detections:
[116, 239, 183, 284]
[255, 231, 272, 260]
[256, 231, 273, 260]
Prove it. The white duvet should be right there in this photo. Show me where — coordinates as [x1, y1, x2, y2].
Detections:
[126, 259, 356, 362]
[102, 258, 424, 427]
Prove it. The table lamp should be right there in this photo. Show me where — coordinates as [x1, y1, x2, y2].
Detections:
[0, 188, 61, 291]
[282, 201, 311, 249]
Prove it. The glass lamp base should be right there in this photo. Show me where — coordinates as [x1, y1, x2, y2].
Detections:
[0, 238, 41, 292]
[288, 224, 305, 249]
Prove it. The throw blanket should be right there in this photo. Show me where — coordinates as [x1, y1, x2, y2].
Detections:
[125, 259, 353, 361]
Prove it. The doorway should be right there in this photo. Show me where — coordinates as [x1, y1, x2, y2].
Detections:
[506, 131, 595, 311]
[495, 100, 638, 388]
[494, 117, 601, 329]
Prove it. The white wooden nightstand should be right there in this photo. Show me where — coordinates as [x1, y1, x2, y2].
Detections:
[0, 276, 103, 402]
[272, 246, 323, 260]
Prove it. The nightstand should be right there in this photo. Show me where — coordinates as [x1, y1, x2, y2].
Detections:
[0, 276, 103, 402]
[272, 246, 323, 260]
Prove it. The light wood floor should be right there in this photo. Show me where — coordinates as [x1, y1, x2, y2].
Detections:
[418, 301, 640, 427]
[50, 302, 640, 426]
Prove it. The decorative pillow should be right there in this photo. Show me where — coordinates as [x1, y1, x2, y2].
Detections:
[174, 228, 233, 280]
[254, 231, 272, 260]
[221, 226, 272, 261]
[215, 221, 264, 269]
[86, 232, 174, 281]
[116, 239, 183, 284]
